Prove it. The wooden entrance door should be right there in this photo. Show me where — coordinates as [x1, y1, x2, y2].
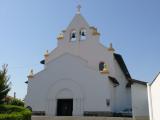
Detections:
[57, 99, 73, 116]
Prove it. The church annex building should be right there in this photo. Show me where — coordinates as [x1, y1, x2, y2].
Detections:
[25, 6, 149, 118]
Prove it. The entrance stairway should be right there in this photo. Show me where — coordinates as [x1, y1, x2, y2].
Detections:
[32, 116, 148, 120]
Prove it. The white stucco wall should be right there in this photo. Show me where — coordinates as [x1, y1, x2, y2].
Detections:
[148, 73, 160, 120]
[25, 53, 112, 116]
[113, 59, 132, 112]
[131, 83, 149, 117]
[47, 13, 132, 113]
[25, 12, 132, 116]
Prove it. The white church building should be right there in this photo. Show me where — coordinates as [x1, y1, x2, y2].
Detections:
[25, 6, 149, 118]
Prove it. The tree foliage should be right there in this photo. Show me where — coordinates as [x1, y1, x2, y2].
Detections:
[0, 65, 11, 104]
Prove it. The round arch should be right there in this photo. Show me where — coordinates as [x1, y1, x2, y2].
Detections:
[46, 79, 84, 116]
[47, 79, 84, 99]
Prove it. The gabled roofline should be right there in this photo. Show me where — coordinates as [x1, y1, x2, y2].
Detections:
[108, 76, 120, 87]
[113, 53, 149, 86]
[114, 53, 131, 79]
[132, 79, 148, 85]
[40, 59, 45, 64]
[25, 81, 28, 84]
[66, 13, 90, 30]
[150, 72, 160, 85]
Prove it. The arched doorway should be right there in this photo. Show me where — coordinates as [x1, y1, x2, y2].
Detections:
[56, 88, 74, 116]
[57, 99, 73, 116]
[47, 79, 84, 116]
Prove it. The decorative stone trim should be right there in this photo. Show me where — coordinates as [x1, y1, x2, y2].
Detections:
[108, 43, 115, 52]
[44, 50, 49, 61]
[90, 26, 100, 36]
[27, 69, 34, 79]
[92, 31, 100, 36]
[57, 33, 64, 40]
[100, 69, 109, 74]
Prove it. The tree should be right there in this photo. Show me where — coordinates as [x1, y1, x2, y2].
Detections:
[0, 64, 11, 104]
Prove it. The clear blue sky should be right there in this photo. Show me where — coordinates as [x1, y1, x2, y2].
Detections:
[0, 0, 160, 99]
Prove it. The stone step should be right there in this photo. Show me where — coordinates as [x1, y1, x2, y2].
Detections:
[32, 116, 133, 120]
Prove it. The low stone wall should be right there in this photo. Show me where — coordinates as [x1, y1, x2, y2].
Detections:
[32, 116, 132, 120]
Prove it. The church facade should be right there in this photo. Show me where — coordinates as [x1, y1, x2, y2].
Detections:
[25, 6, 149, 117]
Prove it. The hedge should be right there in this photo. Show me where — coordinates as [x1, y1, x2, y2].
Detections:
[9, 98, 24, 107]
[0, 105, 31, 120]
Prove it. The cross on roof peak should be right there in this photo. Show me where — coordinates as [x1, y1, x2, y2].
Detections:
[76, 4, 81, 14]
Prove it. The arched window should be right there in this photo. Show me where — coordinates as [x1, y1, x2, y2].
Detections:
[70, 30, 77, 42]
[99, 62, 109, 74]
[99, 62, 105, 71]
[80, 29, 87, 40]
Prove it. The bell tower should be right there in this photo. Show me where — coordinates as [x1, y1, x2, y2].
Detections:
[57, 5, 100, 47]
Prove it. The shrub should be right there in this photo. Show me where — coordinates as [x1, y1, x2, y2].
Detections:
[10, 98, 24, 107]
[0, 105, 31, 120]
